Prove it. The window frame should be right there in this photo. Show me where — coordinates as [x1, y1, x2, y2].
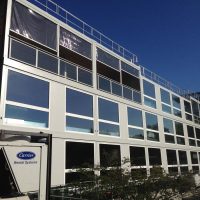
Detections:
[65, 87, 94, 134]
[4, 69, 50, 129]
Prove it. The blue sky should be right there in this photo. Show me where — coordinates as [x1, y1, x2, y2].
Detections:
[54, 0, 200, 92]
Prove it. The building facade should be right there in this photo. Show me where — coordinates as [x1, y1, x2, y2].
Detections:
[1, 0, 200, 186]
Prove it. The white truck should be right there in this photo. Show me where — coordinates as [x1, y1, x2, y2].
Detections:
[0, 130, 52, 200]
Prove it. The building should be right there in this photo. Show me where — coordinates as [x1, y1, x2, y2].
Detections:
[1, 0, 200, 187]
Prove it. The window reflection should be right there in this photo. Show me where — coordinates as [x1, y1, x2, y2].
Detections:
[145, 113, 158, 131]
[128, 107, 143, 127]
[66, 116, 93, 133]
[5, 104, 48, 128]
[7, 70, 49, 108]
[143, 80, 155, 98]
[98, 98, 119, 122]
[66, 88, 93, 117]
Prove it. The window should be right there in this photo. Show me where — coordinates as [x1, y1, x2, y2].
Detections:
[180, 167, 188, 174]
[175, 122, 184, 136]
[174, 122, 185, 145]
[145, 113, 158, 131]
[11, 2, 57, 49]
[121, 62, 139, 77]
[172, 95, 181, 109]
[173, 108, 182, 118]
[184, 101, 192, 121]
[146, 113, 159, 142]
[168, 167, 178, 175]
[144, 97, 156, 109]
[161, 89, 171, 114]
[172, 95, 182, 118]
[66, 116, 93, 133]
[160, 89, 171, 105]
[65, 142, 94, 169]
[178, 151, 187, 165]
[38, 51, 58, 74]
[98, 98, 119, 123]
[190, 152, 198, 164]
[98, 76, 111, 92]
[66, 88, 93, 133]
[143, 80, 155, 98]
[66, 89, 93, 117]
[5, 70, 49, 128]
[10, 39, 36, 66]
[163, 118, 174, 134]
[143, 80, 156, 109]
[60, 28, 91, 59]
[162, 104, 171, 114]
[7, 70, 49, 108]
[192, 100, 199, 117]
[148, 148, 162, 165]
[189, 139, 196, 147]
[177, 137, 185, 145]
[129, 128, 144, 139]
[99, 122, 119, 136]
[5, 105, 48, 128]
[98, 98, 119, 136]
[127, 107, 143, 139]
[196, 128, 200, 139]
[187, 126, 195, 138]
[130, 146, 146, 166]
[100, 144, 121, 167]
[112, 82, 122, 96]
[60, 60, 77, 81]
[165, 135, 175, 144]
[128, 108, 143, 127]
[166, 150, 177, 165]
[147, 131, 159, 142]
[97, 48, 119, 70]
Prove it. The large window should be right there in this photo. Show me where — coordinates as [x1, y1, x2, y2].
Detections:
[172, 94, 182, 118]
[130, 146, 146, 166]
[11, 2, 57, 49]
[166, 150, 177, 165]
[148, 148, 162, 165]
[178, 151, 188, 165]
[127, 107, 144, 139]
[10, 39, 36, 66]
[190, 152, 198, 164]
[98, 98, 119, 136]
[66, 88, 93, 133]
[66, 142, 94, 169]
[175, 122, 185, 145]
[145, 113, 159, 142]
[100, 144, 121, 167]
[187, 125, 196, 147]
[184, 100, 193, 121]
[65, 141, 94, 183]
[5, 70, 49, 128]
[143, 80, 156, 109]
[97, 48, 119, 71]
[160, 89, 171, 114]
[60, 28, 91, 59]
[163, 118, 175, 144]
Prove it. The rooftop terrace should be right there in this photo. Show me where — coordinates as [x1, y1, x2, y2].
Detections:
[26, 0, 200, 101]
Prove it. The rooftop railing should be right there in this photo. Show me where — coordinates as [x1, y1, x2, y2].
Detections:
[141, 66, 200, 101]
[23, 0, 199, 102]
[26, 0, 138, 63]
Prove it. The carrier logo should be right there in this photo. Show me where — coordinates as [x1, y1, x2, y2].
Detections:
[17, 151, 36, 160]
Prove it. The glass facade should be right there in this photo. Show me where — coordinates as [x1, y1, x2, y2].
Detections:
[3, 0, 200, 186]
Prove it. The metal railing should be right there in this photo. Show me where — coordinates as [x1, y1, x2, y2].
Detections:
[97, 74, 142, 104]
[27, 0, 138, 63]
[10, 38, 93, 87]
[141, 66, 200, 101]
